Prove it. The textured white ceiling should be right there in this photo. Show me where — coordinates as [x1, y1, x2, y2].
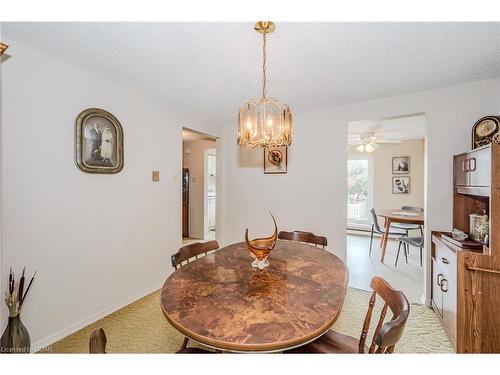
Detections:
[348, 114, 426, 142]
[2, 22, 499, 126]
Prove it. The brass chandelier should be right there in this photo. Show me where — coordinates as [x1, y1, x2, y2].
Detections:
[237, 21, 292, 149]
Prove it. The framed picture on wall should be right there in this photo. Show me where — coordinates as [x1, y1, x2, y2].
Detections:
[392, 176, 410, 194]
[264, 146, 287, 174]
[392, 156, 410, 174]
[75, 108, 124, 174]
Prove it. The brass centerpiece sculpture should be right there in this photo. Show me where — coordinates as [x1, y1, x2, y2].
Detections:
[245, 212, 278, 269]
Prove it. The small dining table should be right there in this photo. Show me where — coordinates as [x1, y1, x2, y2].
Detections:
[160, 240, 348, 353]
[377, 209, 425, 263]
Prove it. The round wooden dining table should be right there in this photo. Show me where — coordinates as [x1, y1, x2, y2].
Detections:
[160, 240, 349, 353]
[377, 209, 424, 263]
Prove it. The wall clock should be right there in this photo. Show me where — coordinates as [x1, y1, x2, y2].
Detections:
[472, 116, 500, 149]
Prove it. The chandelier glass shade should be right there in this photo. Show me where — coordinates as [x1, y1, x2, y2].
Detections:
[237, 22, 292, 149]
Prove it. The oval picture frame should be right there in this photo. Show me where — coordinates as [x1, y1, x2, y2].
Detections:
[75, 108, 124, 174]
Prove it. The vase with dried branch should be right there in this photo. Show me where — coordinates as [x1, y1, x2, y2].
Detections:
[1, 267, 36, 354]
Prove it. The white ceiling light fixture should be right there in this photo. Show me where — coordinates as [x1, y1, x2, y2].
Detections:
[237, 21, 292, 149]
[350, 132, 401, 153]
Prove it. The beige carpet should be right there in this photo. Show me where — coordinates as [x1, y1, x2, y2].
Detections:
[48, 287, 454, 353]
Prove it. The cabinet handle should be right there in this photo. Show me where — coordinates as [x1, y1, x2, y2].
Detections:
[440, 278, 448, 293]
[441, 257, 449, 264]
[469, 157, 476, 172]
[437, 273, 444, 286]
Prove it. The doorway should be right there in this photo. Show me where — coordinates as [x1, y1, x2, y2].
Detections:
[346, 114, 427, 303]
[182, 128, 217, 245]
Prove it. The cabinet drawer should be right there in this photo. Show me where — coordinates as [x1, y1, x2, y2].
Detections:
[435, 240, 457, 275]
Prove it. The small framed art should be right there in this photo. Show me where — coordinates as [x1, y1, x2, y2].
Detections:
[264, 147, 287, 174]
[392, 156, 410, 174]
[75, 108, 124, 174]
[392, 176, 410, 194]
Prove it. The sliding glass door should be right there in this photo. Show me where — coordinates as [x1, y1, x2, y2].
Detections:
[347, 155, 373, 228]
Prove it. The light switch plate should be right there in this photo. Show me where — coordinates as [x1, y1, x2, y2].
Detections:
[152, 171, 160, 182]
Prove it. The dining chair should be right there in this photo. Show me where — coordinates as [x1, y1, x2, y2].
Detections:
[171, 240, 220, 351]
[285, 276, 410, 354]
[278, 230, 328, 249]
[391, 206, 424, 236]
[89, 328, 107, 354]
[368, 209, 407, 256]
[171, 240, 220, 269]
[395, 235, 424, 267]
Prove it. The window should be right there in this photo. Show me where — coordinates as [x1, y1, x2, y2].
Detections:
[347, 156, 373, 226]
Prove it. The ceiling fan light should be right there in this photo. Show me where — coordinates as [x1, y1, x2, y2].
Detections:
[356, 144, 365, 152]
[365, 143, 375, 153]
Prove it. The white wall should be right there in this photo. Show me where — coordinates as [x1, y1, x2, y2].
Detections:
[0, 43, 223, 348]
[222, 77, 500, 304]
[349, 139, 425, 215]
[182, 139, 216, 239]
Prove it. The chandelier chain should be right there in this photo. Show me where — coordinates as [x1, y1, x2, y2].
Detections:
[262, 32, 267, 99]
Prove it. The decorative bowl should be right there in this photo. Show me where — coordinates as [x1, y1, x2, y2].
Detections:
[245, 212, 278, 269]
[452, 228, 468, 241]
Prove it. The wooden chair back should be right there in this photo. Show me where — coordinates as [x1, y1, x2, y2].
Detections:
[278, 231, 327, 249]
[171, 240, 219, 269]
[359, 276, 410, 353]
[89, 328, 107, 354]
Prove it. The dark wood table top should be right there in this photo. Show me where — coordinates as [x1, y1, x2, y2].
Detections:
[160, 240, 349, 352]
[378, 208, 425, 224]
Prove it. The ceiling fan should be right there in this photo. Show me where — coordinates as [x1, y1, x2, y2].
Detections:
[348, 132, 402, 153]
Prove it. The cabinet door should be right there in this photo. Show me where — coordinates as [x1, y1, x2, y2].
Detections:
[454, 154, 469, 187]
[432, 259, 443, 316]
[468, 147, 491, 187]
[441, 270, 457, 342]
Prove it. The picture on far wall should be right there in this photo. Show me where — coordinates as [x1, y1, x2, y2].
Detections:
[75, 108, 124, 174]
[393, 176, 410, 194]
[392, 156, 410, 174]
[264, 146, 287, 174]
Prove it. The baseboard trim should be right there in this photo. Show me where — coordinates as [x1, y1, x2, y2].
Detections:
[32, 281, 164, 351]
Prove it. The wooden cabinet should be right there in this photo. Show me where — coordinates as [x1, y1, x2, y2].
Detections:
[432, 142, 500, 353]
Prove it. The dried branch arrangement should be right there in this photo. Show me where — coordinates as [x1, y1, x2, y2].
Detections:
[4, 267, 36, 317]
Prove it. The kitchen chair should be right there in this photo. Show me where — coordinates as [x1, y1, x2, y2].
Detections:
[278, 230, 328, 249]
[368, 209, 407, 256]
[285, 276, 410, 353]
[395, 235, 424, 267]
[171, 240, 219, 270]
[171, 240, 219, 351]
[89, 328, 107, 354]
[391, 206, 424, 236]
